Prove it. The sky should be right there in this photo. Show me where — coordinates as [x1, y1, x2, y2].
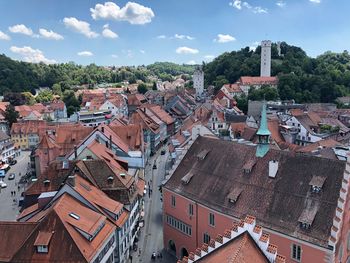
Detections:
[0, 0, 348, 66]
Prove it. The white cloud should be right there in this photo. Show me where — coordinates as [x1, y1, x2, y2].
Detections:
[140, 50, 145, 54]
[276, 1, 286, 7]
[309, 0, 321, 3]
[122, 49, 133, 58]
[10, 46, 56, 64]
[39, 28, 64, 40]
[8, 24, 33, 36]
[174, 34, 195, 40]
[186, 60, 197, 65]
[0, 31, 10, 40]
[249, 41, 260, 51]
[176, 46, 199, 54]
[204, 55, 215, 61]
[229, 0, 268, 14]
[253, 6, 268, 13]
[77, 51, 93, 56]
[214, 34, 236, 43]
[229, 0, 242, 9]
[102, 24, 118, 39]
[90, 2, 155, 25]
[63, 17, 98, 38]
[157, 35, 166, 39]
[111, 54, 118, 58]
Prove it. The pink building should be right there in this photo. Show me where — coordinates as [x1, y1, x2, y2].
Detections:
[163, 105, 350, 263]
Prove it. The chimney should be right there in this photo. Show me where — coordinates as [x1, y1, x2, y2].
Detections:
[67, 175, 76, 187]
[101, 126, 105, 133]
[268, 160, 279, 178]
[74, 145, 77, 159]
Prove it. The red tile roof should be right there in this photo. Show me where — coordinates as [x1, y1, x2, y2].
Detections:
[239, 76, 278, 85]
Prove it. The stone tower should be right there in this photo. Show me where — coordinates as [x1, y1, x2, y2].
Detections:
[260, 40, 272, 77]
[193, 66, 204, 98]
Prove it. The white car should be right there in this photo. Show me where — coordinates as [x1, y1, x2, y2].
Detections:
[0, 181, 7, 188]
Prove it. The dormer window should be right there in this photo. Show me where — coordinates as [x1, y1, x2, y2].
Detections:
[309, 176, 326, 193]
[181, 171, 194, 185]
[37, 245, 48, 253]
[196, 149, 210, 161]
[298, 204, 318, 230]
[242, 159, 256, 174]
[227, 187, 242, 203]
[34, 231, 53, 254]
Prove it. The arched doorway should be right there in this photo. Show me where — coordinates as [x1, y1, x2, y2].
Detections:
[168, 240, 176, 256]
[180, 247, 189, 259]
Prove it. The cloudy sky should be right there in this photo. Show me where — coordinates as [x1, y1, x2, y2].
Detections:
[0, 0, 348, 66]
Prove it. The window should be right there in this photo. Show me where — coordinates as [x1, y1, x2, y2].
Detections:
[291, 244, 301, 261]
[189, 204, 193, 216]
[37, 245, 48, 253]
[166, 214, 192, 236]
[171, 195, 176, 207]
[203, 233, 210, 244]
[209, 213, 215, 226]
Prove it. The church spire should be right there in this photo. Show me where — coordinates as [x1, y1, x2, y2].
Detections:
[256, 102, 271, 157]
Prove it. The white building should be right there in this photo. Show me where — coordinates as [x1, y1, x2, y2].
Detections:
[260, 40, 272, 77]
[193, 67, 204, 98]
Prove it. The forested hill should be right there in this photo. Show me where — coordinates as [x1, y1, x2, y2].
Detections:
[204, 42, 350, 103]
[0, 56, 195, 95]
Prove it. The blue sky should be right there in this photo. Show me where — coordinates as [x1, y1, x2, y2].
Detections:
[0, 0, 348, 66]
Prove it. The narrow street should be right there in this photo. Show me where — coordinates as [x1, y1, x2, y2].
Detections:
[0, 151, 31, 221]
[130, 146, 176, 263]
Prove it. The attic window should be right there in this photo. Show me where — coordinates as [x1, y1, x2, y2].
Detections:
[242, 159, 256, 174]
[107, 176, 114, 184]
[62, 160, 69, 169]
[69, 212, 80, 220]
[298, 205, 318, 229]
[309, 176, 326, 193]
[43, 179, 50, 186]
[197, 149, 210, 160]
[181, 171, 194, 185]
[227, 188, 242, 203]
[34, 231, 53, 254]
[37, 245, 48, 253]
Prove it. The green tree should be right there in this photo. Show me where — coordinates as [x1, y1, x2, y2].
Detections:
[137, 83, 148, 94]
[52, 83, 62, 96]
[36, 90, 53, 103]
[4, 105, 19, 128]
[22, 92, 36, 105]
[63, 90, 80, 116]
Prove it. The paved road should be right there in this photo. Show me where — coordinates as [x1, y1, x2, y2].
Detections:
[130, 147, 176, 263]
[0, 151, 31, 221]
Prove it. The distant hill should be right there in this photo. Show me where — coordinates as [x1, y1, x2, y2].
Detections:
[0, 55, 195, 95]
[204, 42, 350, 104]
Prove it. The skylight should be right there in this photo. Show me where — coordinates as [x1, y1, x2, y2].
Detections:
[69, 212, 80, 220]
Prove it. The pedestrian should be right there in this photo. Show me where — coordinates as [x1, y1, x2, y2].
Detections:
[138, 248, 141, 256]
[17, 185, 20, 191]
[14, 191, 16, 195]
[160, 252, 162, 259]
[11, 191, 13, 196]
[148, 189, 151, 198]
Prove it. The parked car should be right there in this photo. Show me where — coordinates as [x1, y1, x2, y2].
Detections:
[9, 160, 17, 166]
[8, 173, 15, 180]
[0, 181, 7, 188]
